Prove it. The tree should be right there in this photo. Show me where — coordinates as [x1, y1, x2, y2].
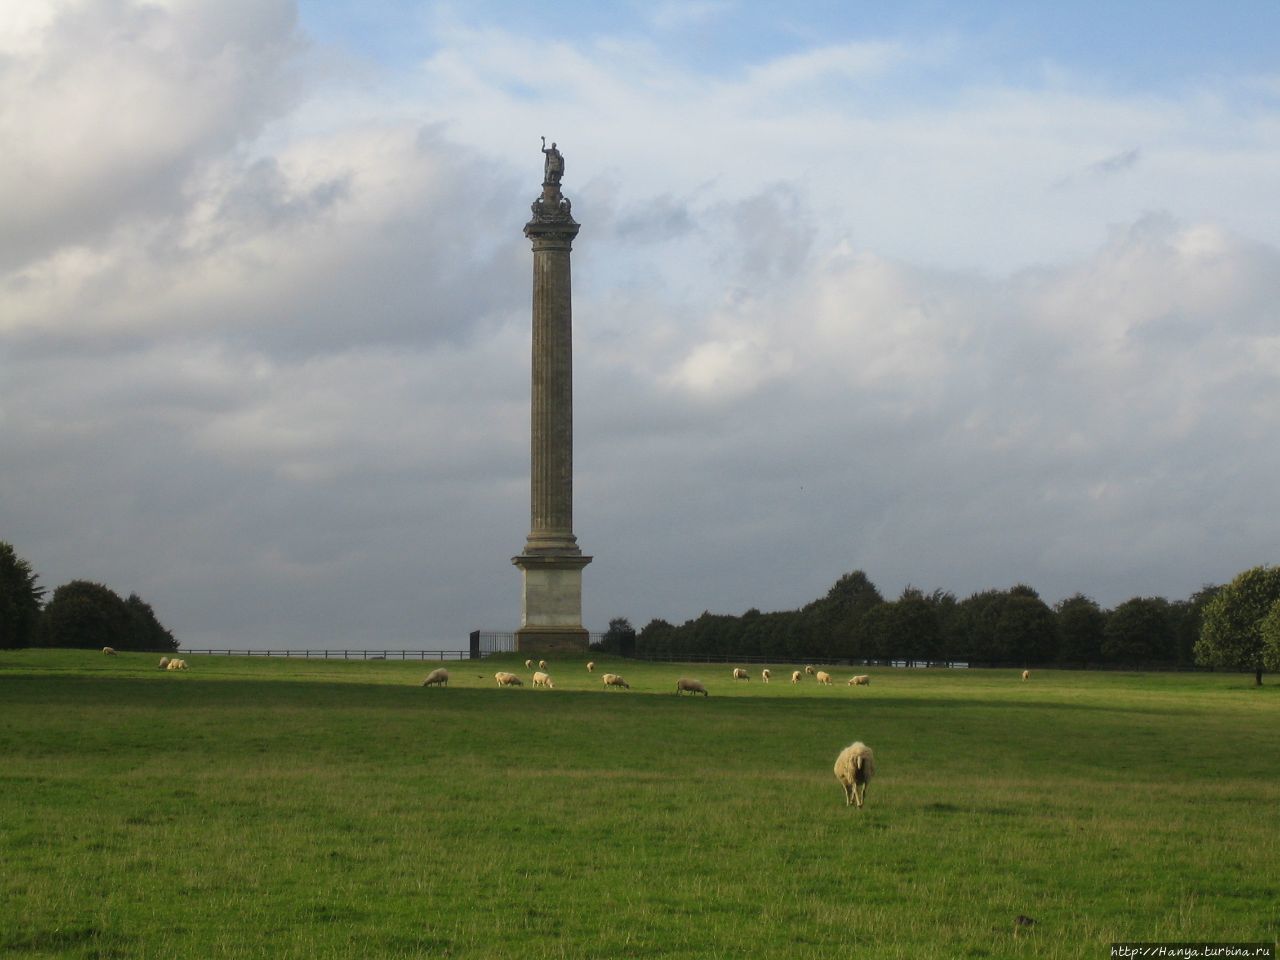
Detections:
[1260, 599, 1280, 674]
[125, 593, 179, 652]
[1102, 597, 1173, 663]
[1195, 565, 1280, 685]
[805, 570, 883, 660]
[38, 581, 133, 650]
[955, 587, 1056, 663]
[37, 581, 178, 651]
[598, 617, 636, 657]
[1055, 594, 1105, 663]
[996, 591, 1058, 664]
[1169, 585, 1221, 665]
[1, 542, 45, 649]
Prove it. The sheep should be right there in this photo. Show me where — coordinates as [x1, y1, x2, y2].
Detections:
[524, 659, 534, 669]
[1021, 669, 1030, 681]
[815, 670, 832, 685]
[586, 661, 595, 673]
[849, 675, 870, 686]
[166, 658, 188, 671]
[158, 657, 170, 670]
[539, 660, 547, 671]
[495, 671, 523, 687]
[602, 673, 630, 689]
[791, 670, 802, 684]
[761, 668, 772, 683]
[805, 665, 816, 675]
[533, 671, 554, 689]
[102, 646, 117, 656]
[833, 741, 876, 808]
[732, 667, 749, 681]
[421, 668, 450, 687]
[676, 677, 708, 696]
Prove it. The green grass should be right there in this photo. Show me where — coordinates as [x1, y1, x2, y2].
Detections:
[1, 650, 1276, 958]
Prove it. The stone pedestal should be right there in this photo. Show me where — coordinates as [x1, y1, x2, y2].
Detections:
[513, 148, 591, 654]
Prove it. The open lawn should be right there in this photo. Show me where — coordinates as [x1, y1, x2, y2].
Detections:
[1, 650, 1277, 958]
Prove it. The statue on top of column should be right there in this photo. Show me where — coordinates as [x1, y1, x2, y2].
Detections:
[541, 136, 564, 186]
[528, 137, 576, 232]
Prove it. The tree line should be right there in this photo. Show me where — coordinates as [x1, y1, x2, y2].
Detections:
[628, 567, 1280, 684]
[0, 542, 178, 651]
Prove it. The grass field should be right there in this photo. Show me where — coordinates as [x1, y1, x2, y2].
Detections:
[1, 650, 1277, 959]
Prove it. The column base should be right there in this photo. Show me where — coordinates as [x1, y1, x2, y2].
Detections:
[515, 626, 590, 655]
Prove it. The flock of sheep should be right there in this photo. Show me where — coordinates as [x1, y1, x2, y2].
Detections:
[100, 646, 1029, 809]
[415, 658, 897, 808]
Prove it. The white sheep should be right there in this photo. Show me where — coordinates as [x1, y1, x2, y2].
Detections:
[533, 671, 554, 689]
[833, 741, 876, 808]
[791, 670, 802, 684]
[805, 665, 816, 675]
[166, 658, 188, 671]
[586, 661, 595, 673]
[495, 671, 523, 687]
[539, 659, 547, 670]
[602, 673, 630, 689]
[761, 668, 772, 683]
[1021, 669, 1030, 681]
[732, 667, 749, 681]
[676, 677, 708, 696]
[849, 675, 870, 686]
[815, 670, 832, 685]
[158, 657, 170, 670]
[524, 659, 534, 669]
[421, 668, 450, 687]
[102, 646, 117, 656]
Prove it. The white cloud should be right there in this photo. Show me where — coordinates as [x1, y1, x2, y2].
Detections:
[3, 5, 1279, 648]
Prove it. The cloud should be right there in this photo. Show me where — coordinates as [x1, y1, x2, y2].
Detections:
[3, 5, 1280, 649]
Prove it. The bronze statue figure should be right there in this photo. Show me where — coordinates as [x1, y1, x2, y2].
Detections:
[541, 136, 564, 186]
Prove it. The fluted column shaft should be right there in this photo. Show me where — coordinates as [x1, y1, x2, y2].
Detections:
[526, 234, 578, 553]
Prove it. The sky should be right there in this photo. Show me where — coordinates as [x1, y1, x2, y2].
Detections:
[2, 1, 1279, 650]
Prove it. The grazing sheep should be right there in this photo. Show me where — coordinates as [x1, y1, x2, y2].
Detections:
[602, 673, 630, 689]
[158, 657, 170, 670]
[166, 658, 188, 671]
[422, 668, 450, 687]
[815, 670, 832, 685]
[849, 675, 870, 686]
[732, 667, 749, 681]
[533, 671, 554, 689]
[102, 646, 116, 656]
[676, 677, 708, 696]
[524, 659, 533, 669]
[495, 671, 523, 687]
[539, 660, 547, 671]
[805, 665, 816, 675]
[586, 661, 595, 673]
[791, 670, 802, 684]
[833, 741, 876, 808]
[1021, 669, 1030, 681]
[761, 668, 772, 683]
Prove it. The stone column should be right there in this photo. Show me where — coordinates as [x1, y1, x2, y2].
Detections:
[512, 143, 591, 654]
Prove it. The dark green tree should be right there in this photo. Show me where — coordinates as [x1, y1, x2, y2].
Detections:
[1055, 593, 1105, 663]
[1102, 597, 1173, 662]
[1168, 584, 1222, 665]
[997, 590, 1058, 663]
[1, 542, 45, 649]
[37, 581, 133, 650]
[805, 571, 884, 659]
[598, 617, 637, 657]
[37, 581, 178, 651]
[1196, 565, 1280, 685]
[125, 593, 179, 652]
[1260, 599, 1280, 674]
